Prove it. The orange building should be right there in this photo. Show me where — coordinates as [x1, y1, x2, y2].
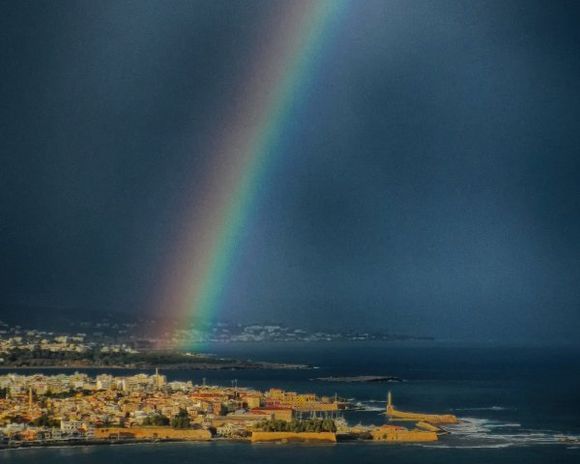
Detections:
[250, 407, 293, 422]
[264, 388, 337, 412]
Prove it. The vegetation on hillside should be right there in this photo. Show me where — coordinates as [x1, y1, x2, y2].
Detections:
[171, 408, 191, 429]
[0, 348, 249, 368]
[143, 413, 170, 426]
[257, 418, 336, 433]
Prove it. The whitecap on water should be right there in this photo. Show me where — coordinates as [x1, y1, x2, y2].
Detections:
[352, 401, 385, 412]
[452, 406, 512, 411]
[487, 423, 522, 428]
[441, 417, 580, 448]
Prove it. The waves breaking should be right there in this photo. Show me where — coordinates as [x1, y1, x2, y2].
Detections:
[429, 417, 580, 449]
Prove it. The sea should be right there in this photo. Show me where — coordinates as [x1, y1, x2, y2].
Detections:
[2, 341, 580, 464]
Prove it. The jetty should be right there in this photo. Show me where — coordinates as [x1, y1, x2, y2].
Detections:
[386, 391, 458, 425]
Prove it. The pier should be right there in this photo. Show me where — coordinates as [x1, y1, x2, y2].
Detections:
[386, 392, 458, 425]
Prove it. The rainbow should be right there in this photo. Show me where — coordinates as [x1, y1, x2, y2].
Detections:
[157, 0, 348, 347]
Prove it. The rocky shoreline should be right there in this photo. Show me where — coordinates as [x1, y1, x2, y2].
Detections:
[0, 355, 310, 371]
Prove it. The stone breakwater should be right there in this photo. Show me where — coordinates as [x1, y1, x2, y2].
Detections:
[251, 431, 337, 443]
[95, 427, 212, 441]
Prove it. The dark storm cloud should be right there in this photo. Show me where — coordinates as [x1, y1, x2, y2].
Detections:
[1, 0, 580, 342]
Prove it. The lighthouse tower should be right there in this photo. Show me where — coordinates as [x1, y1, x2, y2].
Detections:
[386, 391, 394, 415]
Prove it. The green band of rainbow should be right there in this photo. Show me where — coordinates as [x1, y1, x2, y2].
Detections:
[158, 0, 348, 348]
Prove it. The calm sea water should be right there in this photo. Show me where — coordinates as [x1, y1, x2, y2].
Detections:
[2, 342, 580, 463]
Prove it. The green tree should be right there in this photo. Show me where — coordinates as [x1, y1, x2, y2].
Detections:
[257, 418, 336, 433]
[31, 413, 60, 428]
[144, 414, 170, 426]
[171, 409, 190, 429]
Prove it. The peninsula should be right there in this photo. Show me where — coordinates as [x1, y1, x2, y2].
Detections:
[0, 349, 308, 370]
[0, 329, 308, 370]
[0, 372, 455, 448]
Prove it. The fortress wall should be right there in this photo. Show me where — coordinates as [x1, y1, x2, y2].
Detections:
[251, 431, 336, 443]
[370, 428, 438, 442]
[95, 427, 212, 441]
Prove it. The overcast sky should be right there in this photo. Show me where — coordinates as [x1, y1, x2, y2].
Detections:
[2, 0, 580, 342]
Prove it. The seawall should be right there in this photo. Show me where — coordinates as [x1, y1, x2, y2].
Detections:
[370, 426, 438, 442]
[95, 427, 212, 441]
[251, 431, 337, 443]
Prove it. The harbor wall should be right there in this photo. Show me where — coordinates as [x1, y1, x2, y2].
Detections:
[251, 431, 336, 443]
[370, 426, 438, 442]
[95, 427, 212, 441]
[387, 406, 458, 424]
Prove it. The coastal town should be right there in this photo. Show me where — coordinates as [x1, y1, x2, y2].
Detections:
[0, 314, 432, 353]
[0, 318, 430, 370]
[0, 372, 457, 448]
[0, 325, 309, 370]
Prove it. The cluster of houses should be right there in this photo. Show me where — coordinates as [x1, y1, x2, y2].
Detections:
[0, 372, 343, 444]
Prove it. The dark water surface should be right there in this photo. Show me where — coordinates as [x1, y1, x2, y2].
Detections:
[3, 342, 580, 463]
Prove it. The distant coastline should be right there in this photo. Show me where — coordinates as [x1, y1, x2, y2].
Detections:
[0, 359, 310, 371]
[314, 376, 403, 383]
[0, 344, 311, 371]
